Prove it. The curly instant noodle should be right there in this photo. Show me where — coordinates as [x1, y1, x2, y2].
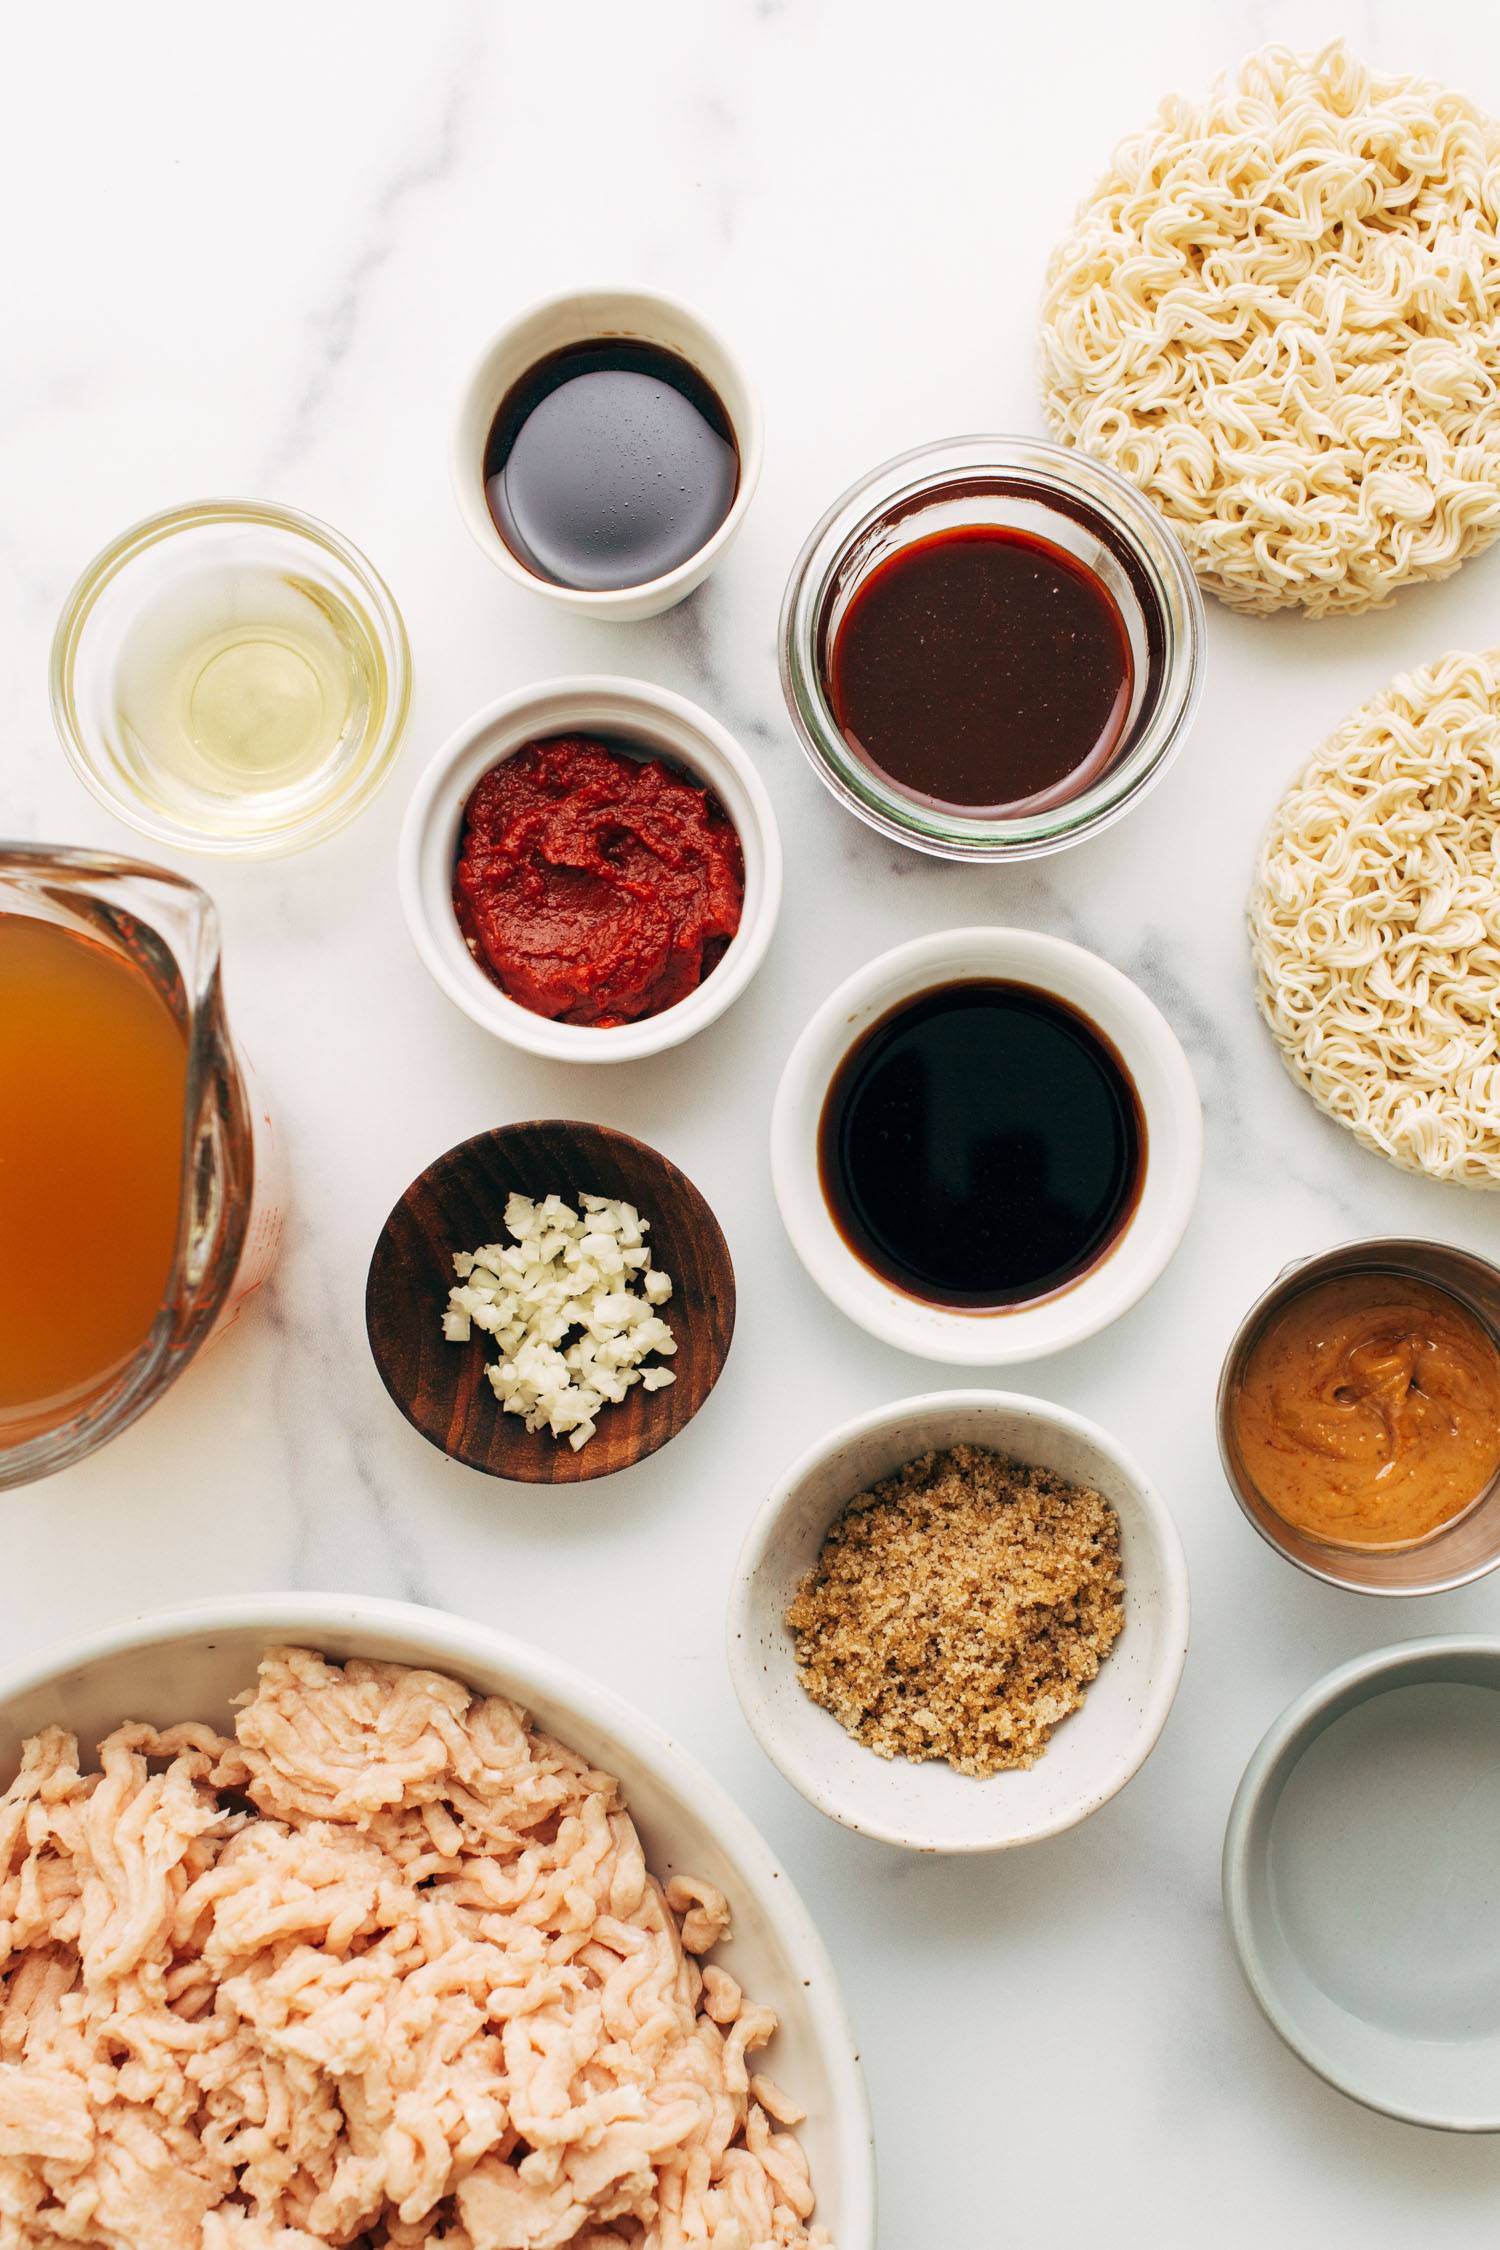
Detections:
[0, 1649, 829, 2248]
[1250, 649, 1500, 1185]
[1041, 43, 1500, 615]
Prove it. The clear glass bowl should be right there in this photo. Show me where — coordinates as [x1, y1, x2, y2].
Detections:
[779, 436, 1205, 861]
[50, 500, 412, 858]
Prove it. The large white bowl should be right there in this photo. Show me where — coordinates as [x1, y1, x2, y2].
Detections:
[400, 676, 782, 1063]
[728, 1391, 1190, 1853]
[771, 926, 1203, 1363]
[0, 1594, 874, 2243]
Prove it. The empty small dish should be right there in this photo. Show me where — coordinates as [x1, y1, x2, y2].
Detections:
[366, 1122, 735, 1483]
[727, 1389, 1189, 1852]
[1224, 1638, 1500, 2130]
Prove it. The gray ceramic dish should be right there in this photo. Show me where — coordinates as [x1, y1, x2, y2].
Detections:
[1223, 1637, 1500, 2130]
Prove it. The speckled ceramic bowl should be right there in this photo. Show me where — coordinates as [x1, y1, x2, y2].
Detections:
[727, 1391, 1190, 1853]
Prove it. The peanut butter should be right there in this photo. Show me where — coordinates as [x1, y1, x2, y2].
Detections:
[1232, 1271, 1500, 1551]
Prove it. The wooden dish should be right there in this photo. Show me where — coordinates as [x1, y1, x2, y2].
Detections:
[366, 1121, 735, 1483]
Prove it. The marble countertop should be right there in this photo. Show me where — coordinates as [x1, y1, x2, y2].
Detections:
[8, 1, 1500, 2239]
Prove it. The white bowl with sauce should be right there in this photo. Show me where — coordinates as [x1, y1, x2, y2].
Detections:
[452, 287, 763, 621]
[770, 927, 1202, 1364]
[399, 676, 781, 1064]
[728, 1389, 1190, 1853]
[0, 1593, 876, 2240]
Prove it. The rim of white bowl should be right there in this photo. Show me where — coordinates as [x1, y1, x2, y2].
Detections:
[399, 676, 782, 1062]
[0, 1592, 877, 2232]
[450, 285, 764, 614]
[1222, 1634, 1500, 2132]
[770, 927, 1203, 1362]
[727, 1389, 1191, 1852]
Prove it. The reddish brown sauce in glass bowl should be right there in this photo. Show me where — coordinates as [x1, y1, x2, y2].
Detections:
[828, 524, 1134, 816]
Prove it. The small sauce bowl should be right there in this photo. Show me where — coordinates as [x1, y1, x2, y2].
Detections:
[399, 676, 781, 1063]
[770, 927, 1202, 1364]
[780, 435, 1204, 860]
[452, 287, 763, 621]
[1217, 1238, 1500, 1596]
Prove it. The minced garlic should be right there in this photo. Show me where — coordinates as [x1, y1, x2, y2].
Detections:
[442, 1191, 676, 1449]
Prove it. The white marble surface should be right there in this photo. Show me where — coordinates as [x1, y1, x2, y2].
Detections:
[8, 1, 1500, 2239]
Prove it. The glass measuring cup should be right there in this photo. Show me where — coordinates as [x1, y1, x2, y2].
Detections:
[0, 846, 284, 1488]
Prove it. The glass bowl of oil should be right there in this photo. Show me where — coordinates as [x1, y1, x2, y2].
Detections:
[50, 500, 411, 857]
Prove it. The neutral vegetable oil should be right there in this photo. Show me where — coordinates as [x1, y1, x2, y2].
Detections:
[109, 566, 378, 829]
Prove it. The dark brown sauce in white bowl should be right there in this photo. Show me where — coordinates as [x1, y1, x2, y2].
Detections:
[818, 978, 1145, 1309]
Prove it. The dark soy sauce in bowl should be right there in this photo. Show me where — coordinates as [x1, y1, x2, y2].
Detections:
[485, 339, 739, 592]
[819, 979, 1145, 1307]
[827, 524, 1134, 815]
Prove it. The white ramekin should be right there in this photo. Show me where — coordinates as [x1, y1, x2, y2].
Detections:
[451, 287, 763, 621]
[728, 1390, 1189, 1853]
[400, 676, 782, 1063]
[770, 927, 1202, 1362]
[0, 1594, 874, 2238]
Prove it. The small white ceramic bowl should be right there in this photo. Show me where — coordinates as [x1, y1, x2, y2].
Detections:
[400, 676, 782, 1063]
[770, 927, 1202, 1363]
[728, 1390, 1190, 1853]
[1223, 1638, 1500, 2131]
[452, 287, 763, 621]
[0, 1594, 875, 2240]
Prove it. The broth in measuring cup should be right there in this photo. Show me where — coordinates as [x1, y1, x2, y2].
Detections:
[0, 915, 187, 1435]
